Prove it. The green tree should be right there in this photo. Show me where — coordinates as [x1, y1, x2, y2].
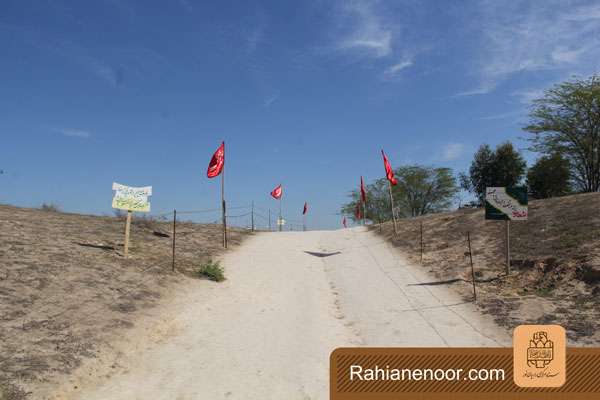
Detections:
[460, 142, 527, 204]
[394, 166, 458, 217]
[527, 153, 572, 199]
[341, 179, 390, 223]
[342, 165, 458, 222]
[524, 75, 600, 192]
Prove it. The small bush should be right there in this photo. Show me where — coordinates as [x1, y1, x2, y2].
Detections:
[40, 203, 61, 212]
[197, 260, 225, 282]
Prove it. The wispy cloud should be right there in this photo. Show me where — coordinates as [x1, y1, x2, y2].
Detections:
[334, 1, 393, 58]
[458, 0, 600, 96]
[58, 129, 92, 139]
[478, 110, 523, 121]
[383, 58, 413, 77]
[453, 84, 496, 97]
[512, 88, 545, 104]
[263, 92, 279, 107]
[441, 143, 465, 161]
[86, 58, 124, 86]
[242, 10, 267, 54]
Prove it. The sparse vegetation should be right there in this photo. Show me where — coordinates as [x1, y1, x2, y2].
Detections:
[132, 214, 168, 231]
[0, 381, 27, 400]
[197, 260, 226, 282]
[0, 204, 246, 396]
[374, 192, 600, 343]
[40, 202, 61, 212]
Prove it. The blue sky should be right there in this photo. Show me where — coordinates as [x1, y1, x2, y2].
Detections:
[1, 0, 600, 229]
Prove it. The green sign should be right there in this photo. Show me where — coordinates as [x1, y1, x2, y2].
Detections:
[485, 187, 528, 221]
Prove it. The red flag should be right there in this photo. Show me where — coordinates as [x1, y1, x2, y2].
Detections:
[207, 141, 225, 178]
[381, 150, 397, 185]
[354, 202, 362, 219]
[360, 176, 367, 203]
[342, 216, 347, 228]
[270, 184, 282, 199]
[302, 202, 308, 215]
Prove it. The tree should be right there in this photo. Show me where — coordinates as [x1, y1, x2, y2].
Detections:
[459, 144, 495, 205]
[341, 179, 391, 223]
[460, 142, 527, 204]
[527, 153, 572, 199]
[341, 165, 458, 222]
[394, 166, 458, 217]
[524, 75, 600, 192]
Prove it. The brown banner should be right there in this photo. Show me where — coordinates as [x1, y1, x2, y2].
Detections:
[330, 348, 600, 400]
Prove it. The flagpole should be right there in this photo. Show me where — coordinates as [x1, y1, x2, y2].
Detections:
[362, 201, 366, 226]
[221, 143, 227, 248]
[388, 180, 398, 234]
[278, 195, 282, 232]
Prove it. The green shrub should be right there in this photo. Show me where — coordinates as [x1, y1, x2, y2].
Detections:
[197, 260, 225, 282]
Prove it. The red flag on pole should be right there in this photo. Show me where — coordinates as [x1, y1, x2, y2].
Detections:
[342, 216, 347, 228]
[360, 176, 367, 202]
[381, 150, 398, 185]
[355, 202, 362, 219]
[270, 184, 282, 199]
[302, 202, 308, 215]
[207, 142, 225, 178]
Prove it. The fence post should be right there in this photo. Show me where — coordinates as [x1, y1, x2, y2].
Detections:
[251, 201, 255, 232]
[420, 221, 424, 264]
[467, 231, 476, 302]
[268, 209, 271, 231]
[172, 209, 177, 272]
[505, 220, 511, 275]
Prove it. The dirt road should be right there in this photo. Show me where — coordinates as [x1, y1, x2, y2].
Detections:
[50, 227, 509, 400]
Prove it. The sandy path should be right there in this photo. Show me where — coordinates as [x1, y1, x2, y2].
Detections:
[50, 228, 509, 400]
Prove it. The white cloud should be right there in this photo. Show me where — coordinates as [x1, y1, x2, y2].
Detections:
[453, 84, 495, 97]
[335, 1, 393, 58]
[458, 1, 600, 96]
[263, 92, 279, 107]
[441, 143, 465, 161]
[512, 88, 545, 104]
[58, 129, 91, 139]
[383, 58, 413, 77]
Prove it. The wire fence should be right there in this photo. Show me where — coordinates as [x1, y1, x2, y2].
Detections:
[151, 203, 309, 232]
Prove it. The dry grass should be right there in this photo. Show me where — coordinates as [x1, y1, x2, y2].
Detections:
[0, 205, 249, 397]
[373, 192, 600, 345]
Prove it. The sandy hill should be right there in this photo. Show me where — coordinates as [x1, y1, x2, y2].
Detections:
[375, 192, 600, 345]
[0, 205, 248, 399]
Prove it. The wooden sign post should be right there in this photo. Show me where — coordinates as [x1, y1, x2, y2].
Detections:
[124, 210, 132, 257]
[112, 182, 152, 258]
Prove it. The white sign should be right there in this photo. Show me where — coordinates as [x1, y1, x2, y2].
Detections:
[485, 187, 528, 221]
[112, 182, 152, 212]
[276, 217, 286, 226]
